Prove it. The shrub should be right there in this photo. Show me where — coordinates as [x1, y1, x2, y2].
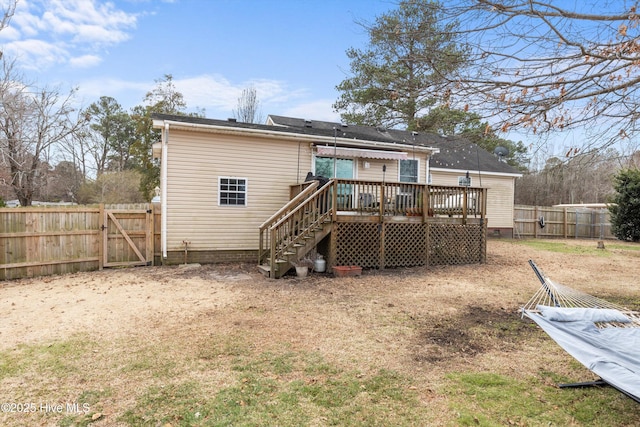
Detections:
[609, 168, 640, 242]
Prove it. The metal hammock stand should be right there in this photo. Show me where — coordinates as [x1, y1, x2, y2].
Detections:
[521, 260, 640, 403]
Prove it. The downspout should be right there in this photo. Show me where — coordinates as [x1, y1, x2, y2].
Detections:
[161, 122, 169, 259]
[426, 154, 431, 184]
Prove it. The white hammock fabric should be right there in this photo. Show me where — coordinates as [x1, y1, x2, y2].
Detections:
[521, 260, 640, 403]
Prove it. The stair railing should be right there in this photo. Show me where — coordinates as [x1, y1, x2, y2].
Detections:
[262, 180, 335, 276]
[259, 180, 318, 266]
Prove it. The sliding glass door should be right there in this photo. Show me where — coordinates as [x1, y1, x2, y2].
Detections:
[315, 157, 354, 209]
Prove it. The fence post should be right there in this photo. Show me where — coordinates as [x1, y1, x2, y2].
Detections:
[147, 205, 154, 266]
[98, 204, 104, 270]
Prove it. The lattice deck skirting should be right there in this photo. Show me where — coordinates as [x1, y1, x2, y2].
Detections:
[428, 223, 486, 266]
[334, 222, 380, 268]
[333, 222, 486, 269]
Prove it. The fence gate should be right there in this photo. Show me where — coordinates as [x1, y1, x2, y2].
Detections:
[102, 207, 153, 267]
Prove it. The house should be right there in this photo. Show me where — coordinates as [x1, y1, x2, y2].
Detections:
[151, 113, 519, 277]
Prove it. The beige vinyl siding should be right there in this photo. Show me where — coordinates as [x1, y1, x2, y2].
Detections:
[430, 169, 516, 229]
[165, 130, 313, 251]
[430, 169, 475, 187]
[354, 156, 428, 183]
[481, 174, 517, 229]
[356, 158, 395, 181]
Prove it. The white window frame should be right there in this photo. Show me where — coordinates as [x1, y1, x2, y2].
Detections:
[218, 177, 248, 206]
[399, 159, 420, 183]
[312, 155, 357, 179]
[458, 175, 472, 187]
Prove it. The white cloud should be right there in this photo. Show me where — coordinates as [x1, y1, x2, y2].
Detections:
[2, 39, 68, 69]
[41, 0, 136, 44]
[176, 74, 240, 111]
[3, 0, 137, 69]
[174, 74, 307, 116]
[72, 73, 338, 122]
[74, 77, 150, 108]
[69, 54, 102, 68]
[282, 100, 341, 122]
[0, 25, 20, 41]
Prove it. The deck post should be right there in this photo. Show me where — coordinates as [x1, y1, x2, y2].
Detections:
[379, 223, 385, 269]
[462, 187, 468, 225]
[258, 233, 263, 265]
[482, 188, 488, 221]
[269, 228, 277, 278]
[425, 222, 430, 266]
[328, 222, 337, 272]
[421, 185, 428, 223]
[379, 181, 385, 220]
[331, 180, 338, 222]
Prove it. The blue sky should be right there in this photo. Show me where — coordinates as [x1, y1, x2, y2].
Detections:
[0, 0, 398, 121]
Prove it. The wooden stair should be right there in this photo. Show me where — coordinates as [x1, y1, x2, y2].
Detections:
[258, 220, 332, 278]
[258, 180, 335, 279]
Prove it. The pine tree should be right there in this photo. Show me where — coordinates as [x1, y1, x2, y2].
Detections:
[333, 0, 465, 130]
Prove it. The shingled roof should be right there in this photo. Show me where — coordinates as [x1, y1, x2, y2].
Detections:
[267, 115, 521, 176]
[153, 113, 418, 145]
[152, 113, 520, 176]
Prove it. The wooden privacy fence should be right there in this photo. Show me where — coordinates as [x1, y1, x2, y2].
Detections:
[0, 203, 161, 280]
[514, 205, 613, 240]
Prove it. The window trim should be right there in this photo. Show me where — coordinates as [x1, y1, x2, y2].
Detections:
[398, 158, 420, 183]
[218, 176, 248, 207]
[458, 175, 472, 187]
[313, 155, 356, 179]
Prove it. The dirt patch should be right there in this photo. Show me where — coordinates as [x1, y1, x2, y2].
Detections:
[413, 305, 541, 363]
[0, 264, 248, 350]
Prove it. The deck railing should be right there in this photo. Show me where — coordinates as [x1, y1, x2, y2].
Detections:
[330, 179, 486, 220]
[428, 185, 485, 218]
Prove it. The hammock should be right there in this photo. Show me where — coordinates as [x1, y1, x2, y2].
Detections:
[521, 260, 640, 403]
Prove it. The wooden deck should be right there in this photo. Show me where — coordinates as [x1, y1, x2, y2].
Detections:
[259, 179, 487, 278]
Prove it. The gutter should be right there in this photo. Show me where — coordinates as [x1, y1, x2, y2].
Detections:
[161, 122, 169, 259]
[429, 166, 523, 178]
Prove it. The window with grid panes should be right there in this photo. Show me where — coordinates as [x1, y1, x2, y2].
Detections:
[219, 177, 247, 206]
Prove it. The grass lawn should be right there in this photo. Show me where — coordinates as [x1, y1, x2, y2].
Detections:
[1, 238, 639, 426]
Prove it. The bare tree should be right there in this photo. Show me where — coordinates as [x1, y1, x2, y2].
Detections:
[0, 1, 16, 37]
[232, 86, 263, 124]
[515, 149, 621, 206]
[59, 127, 90, 182]
[0, 58, 86, 206]
[143, 74, 187, 113]
[437, 1, 640, 152]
